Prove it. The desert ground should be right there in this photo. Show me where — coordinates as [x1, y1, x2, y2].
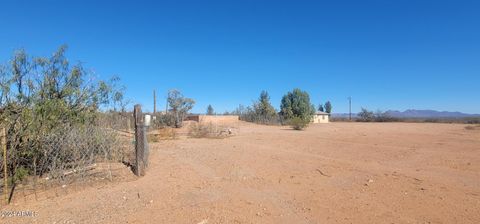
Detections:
[2, 122, 480, 224]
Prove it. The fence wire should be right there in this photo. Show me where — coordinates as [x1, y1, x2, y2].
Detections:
[0, 112, 137, 205]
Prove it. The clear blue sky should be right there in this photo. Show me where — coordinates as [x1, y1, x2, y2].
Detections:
[1, 0, 479, 114]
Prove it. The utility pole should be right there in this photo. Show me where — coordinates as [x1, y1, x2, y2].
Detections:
[348, 97, 352, 121]
[153, 90, 157, 114]
[165, 96, 168, 114]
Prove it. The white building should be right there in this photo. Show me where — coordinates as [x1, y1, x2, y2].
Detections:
[312, 111, 330, 123]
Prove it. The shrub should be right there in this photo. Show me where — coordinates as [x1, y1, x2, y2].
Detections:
[465, 125, 480, 130]
[424, 118, 440, 123]
[288, 116, 310, 130]
[152, 113, 176, 128]
[466, 118, 480, 124]
[237, 105, 281, 125]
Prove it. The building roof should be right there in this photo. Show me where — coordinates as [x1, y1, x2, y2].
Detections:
[315, 111, 330, 115]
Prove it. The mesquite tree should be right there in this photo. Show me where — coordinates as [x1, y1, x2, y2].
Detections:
[0, 46, 126, 181]
[167, 89, 195, 128]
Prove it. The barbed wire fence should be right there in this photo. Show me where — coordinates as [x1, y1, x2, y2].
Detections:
[0, 106, 149, 205]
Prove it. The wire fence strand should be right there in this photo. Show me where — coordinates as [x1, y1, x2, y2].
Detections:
[0, 112, 137, 205]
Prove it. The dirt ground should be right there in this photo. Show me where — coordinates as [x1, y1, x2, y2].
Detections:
[2, 122, 480, 224]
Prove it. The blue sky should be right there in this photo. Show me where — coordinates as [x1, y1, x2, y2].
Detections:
[1, 0, 479, 114]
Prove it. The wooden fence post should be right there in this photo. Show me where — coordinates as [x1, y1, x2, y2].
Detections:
[133, 105, 146, 176]
[1, 127, 7, 204]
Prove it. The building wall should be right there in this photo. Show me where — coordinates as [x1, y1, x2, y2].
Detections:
[312, 114, 329, 123]
[187, 115, 240, 124]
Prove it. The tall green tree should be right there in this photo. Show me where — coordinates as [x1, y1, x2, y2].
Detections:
[324, 101, 332, 113]
[256, 91, 276, 116]
[252, 91, 278, 124]
[318, 104, 324, 112]
[207, 104, 214, 115]
[280, 88, 315, 121]
[233, 92, 279, 124]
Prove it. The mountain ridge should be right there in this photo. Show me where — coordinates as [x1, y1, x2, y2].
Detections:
[332, 109, 480, 118]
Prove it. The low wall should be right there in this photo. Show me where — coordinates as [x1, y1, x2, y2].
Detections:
[187, 115, 239, 124]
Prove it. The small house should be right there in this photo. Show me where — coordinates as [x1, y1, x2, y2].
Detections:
[312, 111, 330, 123]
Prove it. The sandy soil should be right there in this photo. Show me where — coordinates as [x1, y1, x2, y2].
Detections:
[2, 122, 480, 224]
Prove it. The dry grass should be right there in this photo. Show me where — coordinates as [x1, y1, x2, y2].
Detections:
[7, 122, 480, 223]
[465, 124, 480, 130]
[148, 127, 176, 142]
[188, 122, 235, 139]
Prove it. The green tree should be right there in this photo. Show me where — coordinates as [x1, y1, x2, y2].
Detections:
[324, 101, 332, 113]
[255, 91, 277, 117]
[233, 92, 279, 125]
[207, 104, 214, 115]
[167, 89, 195, 128]
[318, 104, 324, 112]
[280, 88, 315, 123]
[249, 91, 278, 124]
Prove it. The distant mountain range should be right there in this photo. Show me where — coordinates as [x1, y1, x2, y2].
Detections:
[332, 109, 480, 118]
[384, 109, 480, 118]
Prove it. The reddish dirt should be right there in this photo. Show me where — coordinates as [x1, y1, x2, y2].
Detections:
[2, 122, 480, 223]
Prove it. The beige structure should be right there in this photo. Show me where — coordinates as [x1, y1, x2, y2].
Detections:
[186, 115, 239, 124]
[312, 112, 330, 123]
